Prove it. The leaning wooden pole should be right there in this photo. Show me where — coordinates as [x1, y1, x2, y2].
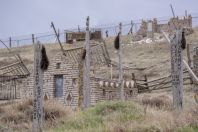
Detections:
[170, 30, 183, 110]
[83, 16, 91, 108]
[32, 42, 44, 132]
[118, 23, 124, 101]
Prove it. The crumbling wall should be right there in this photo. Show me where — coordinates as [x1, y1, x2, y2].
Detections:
[133, 15, 193, 41]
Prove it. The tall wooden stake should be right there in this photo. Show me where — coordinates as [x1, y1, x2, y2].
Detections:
[9, 37, 12, 48]
[111, 64, 113, 79]
[32, 42, 44, 132]
[83, 16, 91, 108]
[187, 43, 193, 84]
[32, 34, 35, 44]
[170, 4, 175, 18]
[170, 30, 183, 110]
[119, 23, 124, 101]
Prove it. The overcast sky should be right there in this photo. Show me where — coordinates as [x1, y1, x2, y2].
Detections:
[0, 0, 197, 39]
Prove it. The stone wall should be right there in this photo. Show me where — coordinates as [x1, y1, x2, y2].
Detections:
[22, 41, 137, 109]
[133, 15, 193, 40]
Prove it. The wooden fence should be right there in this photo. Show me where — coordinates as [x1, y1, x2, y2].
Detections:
[136, 70, 193, 93]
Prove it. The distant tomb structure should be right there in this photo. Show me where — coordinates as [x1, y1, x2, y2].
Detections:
[133, 15, 193, 41]
[65, 30, 102, 44]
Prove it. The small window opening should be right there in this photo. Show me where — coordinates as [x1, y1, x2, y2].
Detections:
[72, 78, 77, 87]
[54, 75, 63, 97]
[130, 90, 133, 96]
[102, 89, 106, 96]
[56, 63, 61, 69]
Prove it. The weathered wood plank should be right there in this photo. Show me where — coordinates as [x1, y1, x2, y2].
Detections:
[170, 30, 183, 110]
[32, 42, 44, 132]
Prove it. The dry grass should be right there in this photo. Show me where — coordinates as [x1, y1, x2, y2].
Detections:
[0, 96, 197, 132]
[0, 99, 69, 132]
[49, 98, 198, 132]
[141, 94, 172, 110]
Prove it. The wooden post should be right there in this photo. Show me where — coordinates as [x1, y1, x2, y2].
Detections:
[170, 30, 183, 110]
[187, 43, 193, 84]
[83, 16, 91, 108]
[128, 20, 133, 34]
[187, 44, 191, 66]
[32, 42, 44, 132]
[106, 30, 108, 38]
[118, 23, 124, 101]
[131, 20, 133, 34]
[9, 37, 11, 48]
[132, 73, 137, 88]
[110, 64, 113, 79]
[170, 4, 175, 18]
[32, 34, 35, 44]
[78, 25, 80, 32]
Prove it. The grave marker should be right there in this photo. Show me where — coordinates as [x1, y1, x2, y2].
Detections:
[83, 16, 91, 108]
[33, 42, 44, 132]
[170, 30, 183, 110]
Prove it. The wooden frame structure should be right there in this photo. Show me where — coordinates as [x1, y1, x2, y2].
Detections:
[0, 60, 29, 100]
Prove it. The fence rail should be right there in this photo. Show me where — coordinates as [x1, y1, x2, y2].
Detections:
[136, 69, 193, 93]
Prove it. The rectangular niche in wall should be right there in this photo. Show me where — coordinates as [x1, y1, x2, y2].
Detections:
[54, 75, 63, 97]
[56, 63, 61, 69]
[72, 78, 77, 87]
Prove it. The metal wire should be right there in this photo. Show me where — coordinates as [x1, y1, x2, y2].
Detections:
[0, 16, 197, 48]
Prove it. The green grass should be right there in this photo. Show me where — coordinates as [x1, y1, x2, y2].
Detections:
[49, 101, 144, 132]
[178, 126, 198, 132]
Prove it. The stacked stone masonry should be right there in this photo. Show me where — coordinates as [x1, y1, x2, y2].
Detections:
[23, 41, 138, 110]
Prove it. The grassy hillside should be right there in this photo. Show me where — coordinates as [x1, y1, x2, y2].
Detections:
[1, 28, 198, 78]
[0, 28, 198, 132]
[0, 97, 197, 132]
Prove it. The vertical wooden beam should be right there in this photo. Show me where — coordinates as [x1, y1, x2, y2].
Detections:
[170, 30, 183, 110]
[131, 20, 133, 34]
[9, 37, 12, 48]
[128, 20, 133, 35]
[83, 16, 91, 108]
[110, 64, 113, 79]
[32, 41, 44, 132]
[78, 25, 80, 32]
[170, 4, 175, 18]
[187, 43, 193, 84]
[132, 73, 137, 88]
[32, 34, 35, 44]
[106, 30, 108, 38]
[118, 23, 124, 101]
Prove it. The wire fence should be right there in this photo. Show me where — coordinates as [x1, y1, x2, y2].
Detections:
[0, 15, 198, 49]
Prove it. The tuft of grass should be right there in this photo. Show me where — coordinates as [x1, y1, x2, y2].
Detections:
[142, 95, 172, 110]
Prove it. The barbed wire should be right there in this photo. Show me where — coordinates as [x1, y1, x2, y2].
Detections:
[0, 16, 198, 48]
